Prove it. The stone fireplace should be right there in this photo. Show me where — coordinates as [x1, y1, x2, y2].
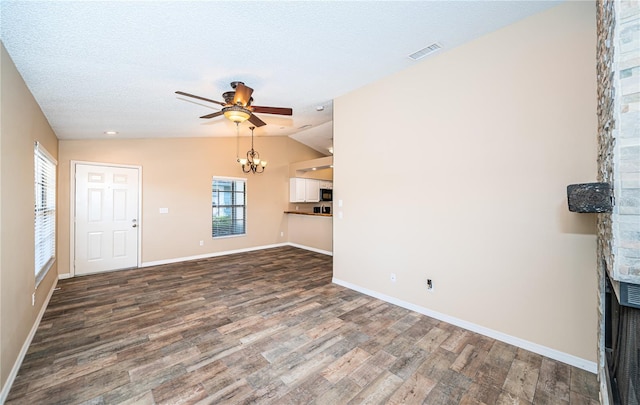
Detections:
[596, 1, 640, 404]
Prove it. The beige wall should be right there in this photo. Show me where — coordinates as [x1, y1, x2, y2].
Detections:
[58, 136, 323, 272]
[0, 43, 59, 392]
[288, 214, 333, 253]
[333, 2, 598, 363]
[289, 156, 334, 179]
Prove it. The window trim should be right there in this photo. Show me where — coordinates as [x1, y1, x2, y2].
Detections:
[34, 141, 57, 286]
[212, 176, 247, 239]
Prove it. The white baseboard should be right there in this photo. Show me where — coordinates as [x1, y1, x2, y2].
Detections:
[0, 279, 58, 404]
[287, 243, 333, 256]
[58, 273, 72, 280]
[141, 243, 288, 267]
[141, 243, 332, 268]
[332, 277, 597, 374]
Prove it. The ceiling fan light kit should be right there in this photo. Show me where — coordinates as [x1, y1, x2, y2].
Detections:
[223, 105, 251, 123]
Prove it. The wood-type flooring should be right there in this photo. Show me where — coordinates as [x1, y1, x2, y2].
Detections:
[7, 246, 599, 404]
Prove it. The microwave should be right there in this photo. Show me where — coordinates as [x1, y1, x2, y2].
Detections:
[320, 188, 332, 202]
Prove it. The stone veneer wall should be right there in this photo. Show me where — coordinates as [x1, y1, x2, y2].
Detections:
[598, 0, 640, 285]
[596, 0, 640, 402]
[596, 2, 615, 399]
[614, 1, 640, 284]
[596, 0, 615, 273]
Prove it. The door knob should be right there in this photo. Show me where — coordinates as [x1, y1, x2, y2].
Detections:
[132, 224, 137, 228]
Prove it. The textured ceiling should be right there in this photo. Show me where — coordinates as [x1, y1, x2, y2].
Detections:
[0, 1, 560, 155]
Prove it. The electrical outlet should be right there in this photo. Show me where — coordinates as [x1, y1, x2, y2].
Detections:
[426, 279, 434, 291]
[199, 240, 204, 246]
[32, 292, 36, 306]
[280, 231, 284, 237]
[390, 273, 396, 283]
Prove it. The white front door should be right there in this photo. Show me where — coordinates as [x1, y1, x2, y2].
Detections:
[74, 163, 139, 275]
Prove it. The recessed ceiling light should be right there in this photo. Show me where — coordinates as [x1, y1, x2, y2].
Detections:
[104, 131, 118, 135]
[311, 168, 317, 171]
[316, 106, 324, 111]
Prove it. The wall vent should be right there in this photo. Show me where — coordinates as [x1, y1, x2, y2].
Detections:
[621, 281, 640, 309]
[408, 43, 442, 60]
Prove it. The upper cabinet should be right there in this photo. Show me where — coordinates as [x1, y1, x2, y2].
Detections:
[290, 178, 307, 202]
[305, 179, 320, 202]
[290, 178, 327, 202]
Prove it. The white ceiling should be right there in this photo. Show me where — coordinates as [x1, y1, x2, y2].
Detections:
[0, 1, 560, 155]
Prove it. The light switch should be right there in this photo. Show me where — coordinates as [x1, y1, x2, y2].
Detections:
[338, 199, 343, 207]
[159, 207, 169, 214]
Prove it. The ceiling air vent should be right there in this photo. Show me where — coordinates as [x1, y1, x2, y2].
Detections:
[408, 43, 442, 61]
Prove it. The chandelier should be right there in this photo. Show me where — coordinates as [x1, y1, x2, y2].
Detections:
[237, 125, 267, 174]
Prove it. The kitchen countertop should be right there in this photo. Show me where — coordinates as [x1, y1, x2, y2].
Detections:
[284, 211, 332, 217]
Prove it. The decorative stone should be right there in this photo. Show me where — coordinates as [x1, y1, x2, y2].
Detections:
[567, 182, 613, 213]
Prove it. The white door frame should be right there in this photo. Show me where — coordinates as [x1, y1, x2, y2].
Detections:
[69, 160, 143, 277]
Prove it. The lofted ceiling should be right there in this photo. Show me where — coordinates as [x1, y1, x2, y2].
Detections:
[0, 1, 560, 155]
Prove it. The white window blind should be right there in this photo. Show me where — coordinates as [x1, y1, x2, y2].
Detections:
[212, 177, 246, 238]
[34, 142, 57, 283]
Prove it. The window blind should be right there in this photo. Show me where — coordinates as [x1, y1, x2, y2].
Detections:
[34, 142, 57, 282]
[212, 177, 246, 238]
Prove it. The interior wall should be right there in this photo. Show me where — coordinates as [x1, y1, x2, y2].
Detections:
[0, 43, 59, 392]
[333, 1, 598, 363]
[57, 136, 323, 272]
[289, 156, 334, 179]
[287, 215, 333, 253]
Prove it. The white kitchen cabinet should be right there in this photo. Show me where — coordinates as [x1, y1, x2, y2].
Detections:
[289, 178, 307, 202]
[305, 179, 320, 202]
[289, 178, 321, 202]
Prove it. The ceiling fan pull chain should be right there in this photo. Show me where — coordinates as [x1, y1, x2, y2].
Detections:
[235, 122, 240, 162]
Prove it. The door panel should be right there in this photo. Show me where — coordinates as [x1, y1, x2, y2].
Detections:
[87, 232, 103, 260]
[75, 164, 139, 275]
[113, 230, 127, 257]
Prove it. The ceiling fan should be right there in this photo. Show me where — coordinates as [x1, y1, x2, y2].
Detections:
[176, 81, 293, 127]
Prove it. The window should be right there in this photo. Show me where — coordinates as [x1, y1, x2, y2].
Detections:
[34, 142, 57, 284]
[212, 177, 246, 238]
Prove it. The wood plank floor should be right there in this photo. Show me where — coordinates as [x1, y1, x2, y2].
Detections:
[7, 246, 599, 404]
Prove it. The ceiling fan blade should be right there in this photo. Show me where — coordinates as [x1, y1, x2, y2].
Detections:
[248, 114, 267, 127]
[200, 111, 224, 119]
[251, 106, 293, 116]
[233, 83, 254, 107]
[176, 91, 226, 106]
